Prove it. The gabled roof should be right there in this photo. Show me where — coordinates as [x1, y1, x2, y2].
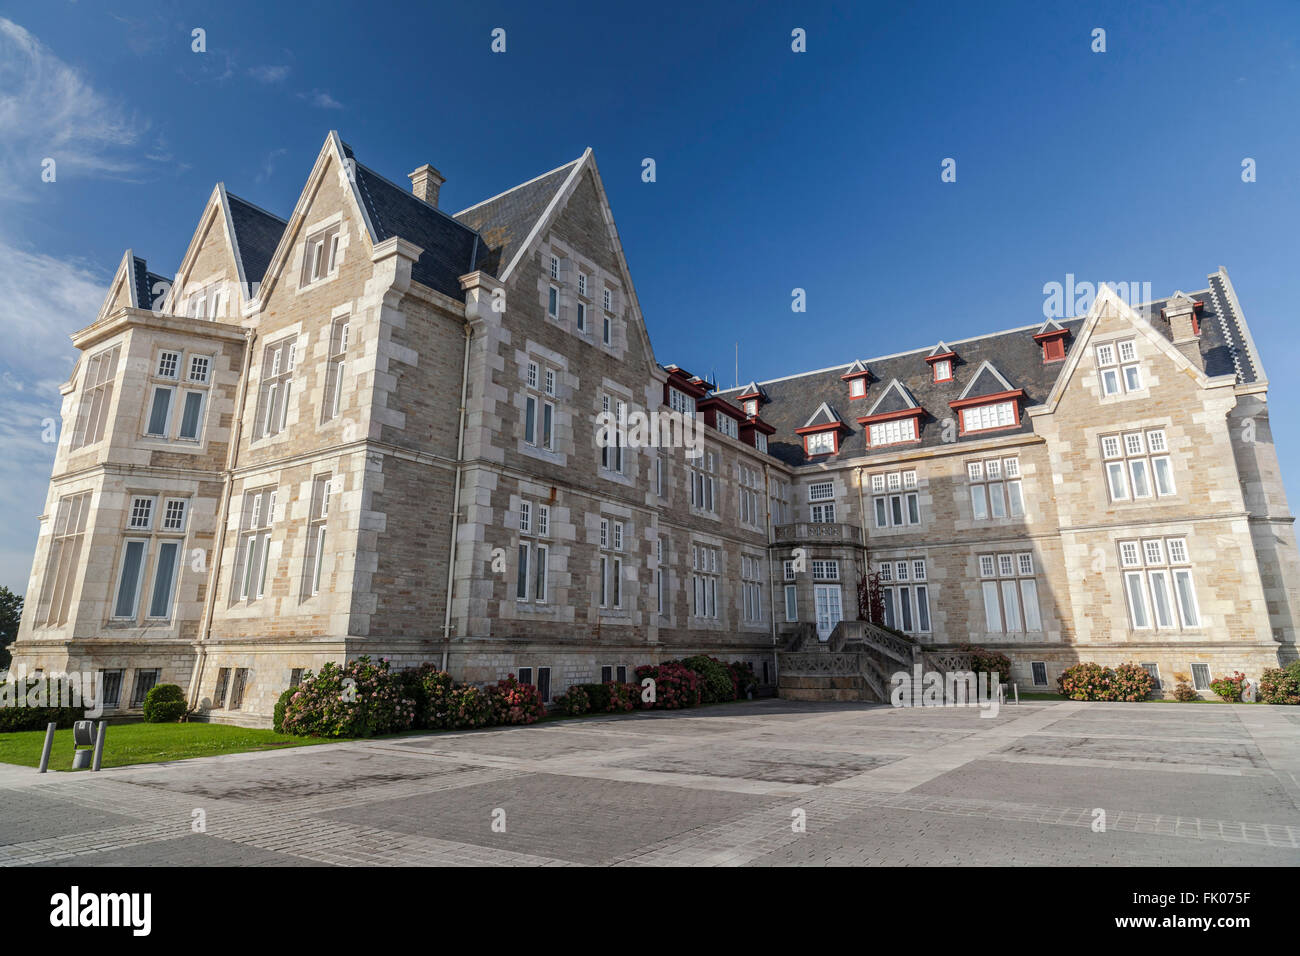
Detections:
[737, 380, 766, 401]
[864, 379, 921, 417]
[798, 401, 846, 431]
[454, 158, 582, 278]
[840, 359, 870, 379]
[223, 189, 287, 291]
[1034, 317, 1067, 337]
[927, 340, 955, 358]
[955, 360, 1017, 401]
[337, 140, 484, 301]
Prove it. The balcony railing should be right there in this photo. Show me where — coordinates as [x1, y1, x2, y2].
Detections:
[773, 522, 863, 546]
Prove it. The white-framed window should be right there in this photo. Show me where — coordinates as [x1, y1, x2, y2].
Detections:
[602, 313, 612, 346]
[689, 450, 716, 513]
[1101, 428, 1175, 501]
[770, 478, 791, 525]
[599, 394, 626, 472]
[600, 664, 629, 684]
[516, 500, 551, 605]
[738, 464, 761, 525]
[603, 287, 613, 312]
[322, 318, 350, 422]
[848, 377, 867, 398]
[933, 358, 952, 382]
[812, 560, 839, 581]
[71, 346, 121, 449]
[598, 517, 624, 610]
[255, 338, 296, 439]
[547, 285, 559, 319]
[524, 361, 557, 451]
[871, 470, 920, 528]
[691, 544, 719, 619]
[112, 494, 189, 622]
[978, 550, 1042, 633]
[717, 415, 739, 439]
[35, 492, 92, 628]
[805, 430, 836, 455]
[960, 401, 1017, 433]
[1031, 661, 1048, 686]
[301, 223, 341, 285]
[1118, 536, 1200, 630]
[549, 255, 560, 281]
[577, 271, 588, 297]
[1096, 338, 1142, 396]
[784, 584, 798, 622]
[743, 398, 758, 416]
[232, 487, 276, 603]
[303, 475, 333, 598]
[968, 457, 1024, 520]
[868, 417, 917, 447]
[741, 554, 764, 623]
[877, 557, 931, 633]
[1191, 662, 1212, 690]
[186, 283, 230, 320]
[668, 387, 696, 418]
[576, 301, 587, 332]
[755, 433, 768, 454]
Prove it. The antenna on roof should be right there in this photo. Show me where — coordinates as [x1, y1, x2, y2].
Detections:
[735, 342, 739, 389]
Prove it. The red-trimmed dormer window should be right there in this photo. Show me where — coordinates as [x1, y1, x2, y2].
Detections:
[1033, 325, 1069, 364]
[805, 430, 837, 456]
[840, 361, 870, 400]
[932, 358, 952, 382]
[856, 408, 924, 448]
[743, 398, 758, 417]
[949, 390, 1024, 435]
[925, 349, 956, 383]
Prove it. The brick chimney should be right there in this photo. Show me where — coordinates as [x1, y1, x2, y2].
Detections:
[408, 164, 445, 207]
[1164, 294, 1203, 370]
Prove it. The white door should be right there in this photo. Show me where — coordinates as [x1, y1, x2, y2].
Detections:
[814, 584, 843, 641]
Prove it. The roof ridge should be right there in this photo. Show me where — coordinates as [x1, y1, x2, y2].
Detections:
[224, 189, 288, 224]
[351, 158, 483, 238]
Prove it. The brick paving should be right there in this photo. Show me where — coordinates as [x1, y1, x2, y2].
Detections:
[2, 699, 1298, 866]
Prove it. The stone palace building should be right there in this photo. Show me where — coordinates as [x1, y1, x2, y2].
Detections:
[11, 132, 1299, 724]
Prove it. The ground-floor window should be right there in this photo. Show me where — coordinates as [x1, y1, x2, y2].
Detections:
[130, 668, 160, 707]
[600, 665, 628, 683]
[977, 551, 1042, 633]
[1030, 661, 1048, 686]
[876, 559, 931, 633]
[101, 669, 123, 708]
[1141, 662, 1161, 689]
[1190, 662, 1211, 690]
[518, 665, 551, 702]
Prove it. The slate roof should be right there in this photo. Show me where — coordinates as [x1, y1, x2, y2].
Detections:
[338, 142, 485, 301]
[453, 159, 580, 278]
[715, 319, 1086, 468]
[131, 256, 150, 309]
[225, 192, 287, 291]
[1142, 281, 1259, 384]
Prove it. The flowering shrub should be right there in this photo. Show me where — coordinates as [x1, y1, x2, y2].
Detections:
[635, 662, 702, 709]
[1209, 671, 1246, 703]
[1057, 662, 1153, 702]
[1258, 666, 1300, 705]
[489, 674, 546, 725]
[281, 656, 417, 738]
[728, 660, 759, 697]
[957, 644, 1013, 683]
[1112, 662, 1157, 701]
[1172, 673, 1200, 702]
[605, 681, 640, 712]
[681, 655, 736, 703]
[445, 682, 494, 729]
[576, 683, 612, 711]
[273, 687, 295, 733]
[415, 668, 457, 729]
[554, 684, 590, 716]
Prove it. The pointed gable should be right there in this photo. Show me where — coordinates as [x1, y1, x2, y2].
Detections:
[1033, 318, 1070, 363]
[800, 401, 845, 430]
[795, 402, 849, 458]
[957, 360, 1017, 401]
[950, 360, 1025, 434]
[926, 340, 956, 382]
[454, 158, 581, 277]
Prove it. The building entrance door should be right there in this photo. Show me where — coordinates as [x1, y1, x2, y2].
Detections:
[814, 584, 842, 641]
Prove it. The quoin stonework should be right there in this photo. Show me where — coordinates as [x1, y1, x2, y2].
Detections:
[10, 132, 1299, 725]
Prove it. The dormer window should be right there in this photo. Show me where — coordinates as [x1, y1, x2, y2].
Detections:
[743, 398, 758, 417]
[1033, 320, 1070, 364]
[932, 358, 952, 382]
[867, 417, 918, 446]
[840, 361, 870, 401]
[948, 360, 1024, 436]
[805, 431, 836, 456]
[925, 344, 956, 383]
[960, 400, 1017, 433]
[848, 378, 866, 399]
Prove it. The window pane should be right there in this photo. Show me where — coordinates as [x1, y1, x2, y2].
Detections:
[988, 482, 1006, 518]
[1149, 571, 1174, 628]
[179, 391, 204, 440]
[535, 546, 547, 602]
[1107, 462, 1128, 500]
[524, 396, 536, 444]
[1174, 570, 1199, 627]
[907, 494, 920, 524]
[1007, 481, 1024, 517]
[890, 496, 903, 525]
[517, 545, 529, 600]
[1124, 365, 1142, 390]
[114, 541, 146, 618]
[1126, 572, 1150, 628]
[1001, 579, 1021, 630]
[982, 581, 1002, 632]
[899, 588, 913, 631]
[785, 585, 798, 621]
[1130, 459, 1151, 498]
[971, 485, 988, 520]
[148, 541, 179, 618]
[916, 585, 930, 632]
[1153, 457, 1174, 495]
[147, 387, 173, 436]
[1020, 579, 1041, 631]
[881, 588, 894, 629]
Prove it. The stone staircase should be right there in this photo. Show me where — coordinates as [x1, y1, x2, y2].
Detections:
[777, 620, 923, 703]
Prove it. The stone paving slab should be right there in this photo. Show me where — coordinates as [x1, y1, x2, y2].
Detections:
[1, 700, 1297, 867]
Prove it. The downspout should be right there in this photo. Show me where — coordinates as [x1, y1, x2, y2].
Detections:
[764, 462, 779, 688]
[441, 320, 473, 671]
[188, 327, 256, 710]
[855, 466, 867, 618]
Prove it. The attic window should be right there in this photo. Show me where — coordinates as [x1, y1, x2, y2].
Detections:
[867, 417, 917, 447]
[848, 378, 867, 399]
[743, 399, 758, 417]
[932, 358, 953, 382]
[1043, 338, 1065, 362]
[805, 431, 836, 456]
[960, 401, 1017, 433]
[301, 224, 341, 285]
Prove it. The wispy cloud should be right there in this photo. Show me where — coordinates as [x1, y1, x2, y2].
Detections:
[0, 16, 171, 198]
[0, 235, 106, 593]
[301, 88, 344, 110]
[255, 147, 288, 184]
[249, 64, 291, 84]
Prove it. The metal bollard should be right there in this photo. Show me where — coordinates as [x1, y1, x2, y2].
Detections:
[37, 722, 56, 773]
[92, 721, 107, 771]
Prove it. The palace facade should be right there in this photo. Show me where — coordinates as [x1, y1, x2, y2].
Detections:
[11, 133, 1299, 723]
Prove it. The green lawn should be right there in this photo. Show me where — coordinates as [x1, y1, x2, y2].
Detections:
[0, 722, 331, 771]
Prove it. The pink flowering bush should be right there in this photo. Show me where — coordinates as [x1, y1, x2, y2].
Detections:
[635, 662, 702, 709]
[1209, 671, 1246, 703]
[1057, 661, 1154, 701]
[605, 681, 640, 712]
[281, 656, 417, 738]
[727, 660, 759, 697]
[445, 682, 494, 729]
[1259, 665, 1300, 705]
[554, 684, 591, 716]
[488, 674, 546, 725]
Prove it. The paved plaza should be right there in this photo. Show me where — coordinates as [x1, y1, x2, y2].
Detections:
[1, 699, 1298, 866]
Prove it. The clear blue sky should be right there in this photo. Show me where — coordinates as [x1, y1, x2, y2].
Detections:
[0, 0, 1298, 594]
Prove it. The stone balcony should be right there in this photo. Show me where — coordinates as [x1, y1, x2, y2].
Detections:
[772, 522, 864, 547]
